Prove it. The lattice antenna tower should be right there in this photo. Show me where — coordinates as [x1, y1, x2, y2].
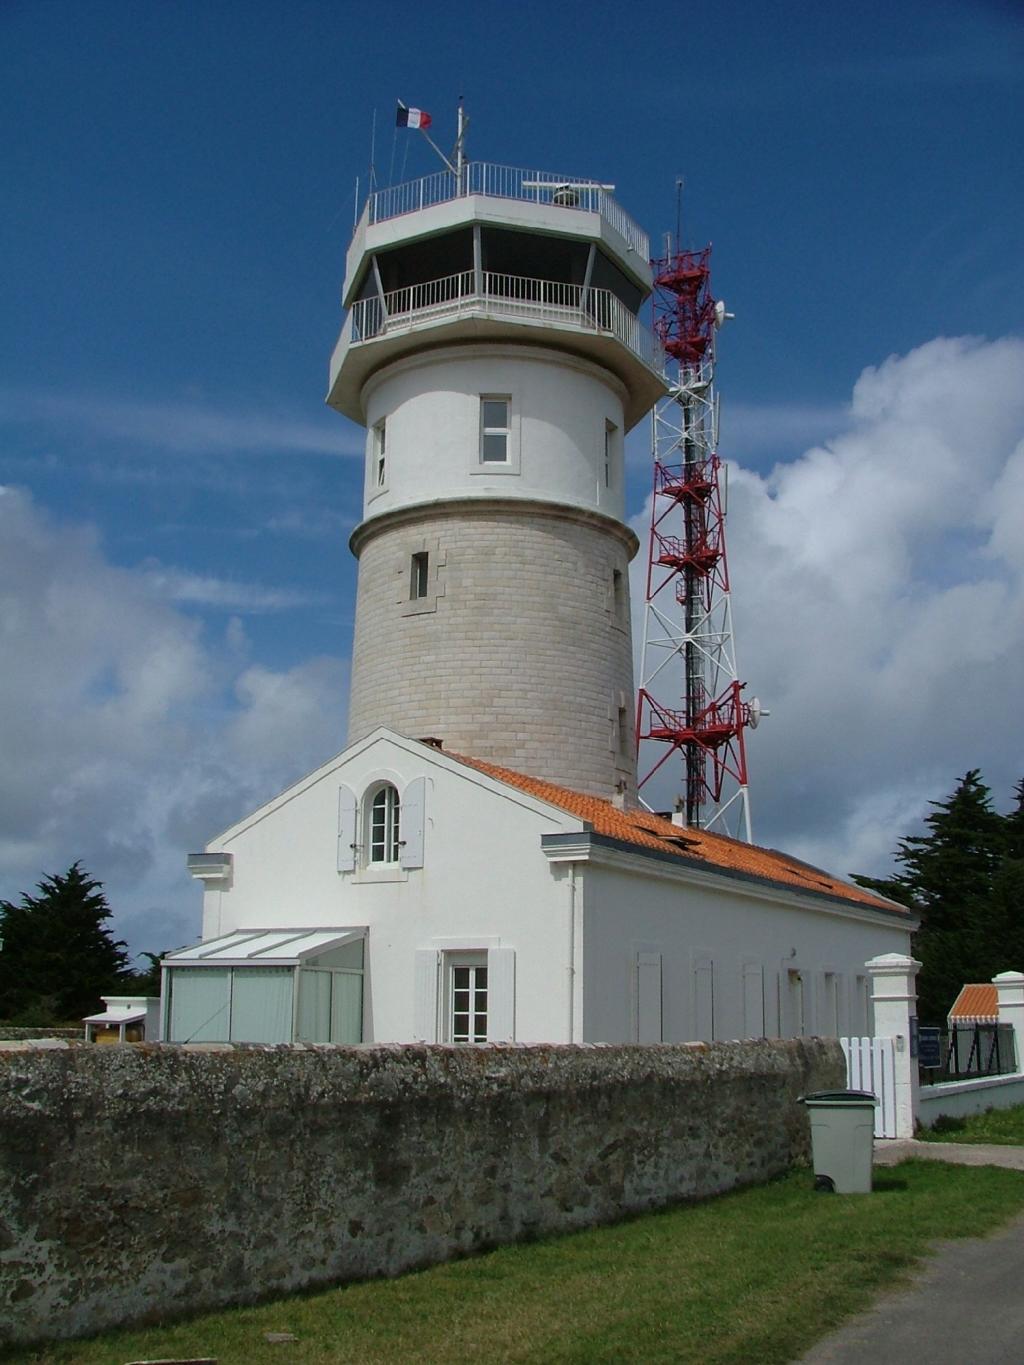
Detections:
[635, 223, 763, 839]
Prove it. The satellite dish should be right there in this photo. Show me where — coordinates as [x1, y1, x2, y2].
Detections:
[747, 697, 769, 729]
[714, 300, 727, 328]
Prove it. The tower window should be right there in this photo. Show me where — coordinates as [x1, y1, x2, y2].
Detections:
[604, 420, 616, 487]
[410, 551, 429, 600]
[373, 419, 387, 488]
[368, 784, 400, 865]
[480, 396, 510, 463]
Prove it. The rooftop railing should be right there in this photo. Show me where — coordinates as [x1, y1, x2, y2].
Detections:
[347, 270, 665, 376]
[366, 163, 649, 259]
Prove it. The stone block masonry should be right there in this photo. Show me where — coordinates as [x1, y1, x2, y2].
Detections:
[347, 500, 639, 801]
[0, 1037, 843, 1346]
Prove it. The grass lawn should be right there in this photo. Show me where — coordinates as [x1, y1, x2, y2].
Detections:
[7, 1160, 1024, 1365]
[920, 1101, 1024, 1145]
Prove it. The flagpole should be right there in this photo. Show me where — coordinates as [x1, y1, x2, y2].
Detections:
[396, 99, 458, 177]
[456, 98, 465, 193]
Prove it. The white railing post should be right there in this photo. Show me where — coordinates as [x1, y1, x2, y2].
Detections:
[993, 971, 1024, 1073]
[866, 953, 921, 1139]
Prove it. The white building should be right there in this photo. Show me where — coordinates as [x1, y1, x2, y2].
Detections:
[163, 158, 914, 1044]
[165, 728, 911, 1045]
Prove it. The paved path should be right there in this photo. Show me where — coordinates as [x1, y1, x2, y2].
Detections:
[800, 1141, 1024, 1364]
[872, 1137, 1024, 1170]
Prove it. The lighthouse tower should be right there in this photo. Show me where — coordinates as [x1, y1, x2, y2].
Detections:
[328, 162, 666, 800]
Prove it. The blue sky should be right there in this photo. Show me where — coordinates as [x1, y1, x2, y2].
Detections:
[2, 0, 1022, 958]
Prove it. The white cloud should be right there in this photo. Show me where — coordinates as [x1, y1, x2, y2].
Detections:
[0, 487, 347, 958]
[139, 563, 325, 612]
[0, 388, 363, 459]
[632, 335, 1024, 879]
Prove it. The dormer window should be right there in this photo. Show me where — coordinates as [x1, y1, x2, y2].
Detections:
[368, 783, 400, 864]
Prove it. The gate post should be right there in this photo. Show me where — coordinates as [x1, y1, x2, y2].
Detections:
[866, 953, 921, 1139]
[993, 971, 1024, 1073]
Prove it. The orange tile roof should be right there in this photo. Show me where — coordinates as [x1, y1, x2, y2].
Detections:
[948, 984, 998, 1020]
[451, 754, 906, 915]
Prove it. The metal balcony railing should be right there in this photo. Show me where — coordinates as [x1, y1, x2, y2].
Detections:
[347, 270, 664, 376]
[366, 163, 649, 258]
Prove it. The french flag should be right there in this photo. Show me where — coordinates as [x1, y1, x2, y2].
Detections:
[396, 102, 432, 130]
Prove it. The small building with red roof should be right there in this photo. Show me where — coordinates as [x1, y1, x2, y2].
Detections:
[165, 728, 914, 1046]
[947, 983, 999, 1027]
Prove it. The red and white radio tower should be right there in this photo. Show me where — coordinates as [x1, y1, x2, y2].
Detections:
[635, 243, 763, 839]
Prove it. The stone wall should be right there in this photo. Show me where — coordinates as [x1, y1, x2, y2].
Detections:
[0, 1037, 843, 1347]
[0, 1027, 80, 1041]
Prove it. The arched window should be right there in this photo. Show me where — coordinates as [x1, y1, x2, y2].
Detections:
[368, 784, 400, 865]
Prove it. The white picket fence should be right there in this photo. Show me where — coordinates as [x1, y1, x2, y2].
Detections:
[841, 1036, 897, 1138]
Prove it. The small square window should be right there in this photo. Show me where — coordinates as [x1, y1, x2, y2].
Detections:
[480, 397, 510, 464]
[410, 551, 429, 600]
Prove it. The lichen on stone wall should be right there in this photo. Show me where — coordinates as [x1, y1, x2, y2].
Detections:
[0, 1037, 843, 1347]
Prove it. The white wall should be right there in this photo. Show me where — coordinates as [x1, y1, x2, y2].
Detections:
[198, 734, 912, 1049]
[578, 858, 911, 1045]
[361, 345, 628, 524]
[202, 734, 581, 1044]
[918, 1074, 1024, 1126]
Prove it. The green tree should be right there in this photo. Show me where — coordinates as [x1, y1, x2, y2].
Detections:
[853, 772, 1023, 1024]
[1005, 780, 1024, 863]
[0, 863, 130, 1023]
[120, 950, 166, 997]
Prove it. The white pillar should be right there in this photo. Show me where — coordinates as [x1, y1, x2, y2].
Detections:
[993, 971, 1024, 1074]
[867, 953, 921, 1140]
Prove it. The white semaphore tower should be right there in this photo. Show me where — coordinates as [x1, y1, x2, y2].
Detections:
[328, 154, 667, 801]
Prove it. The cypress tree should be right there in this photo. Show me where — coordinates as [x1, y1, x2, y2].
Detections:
[0, 863, 130, 1023]
[852, 772, 1014, 1024]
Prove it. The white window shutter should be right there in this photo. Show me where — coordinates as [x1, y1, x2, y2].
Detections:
[487, 946, 516, 1042]
[399, 776, 426, 869]
[337, 784, 357, 872]
[742, 963, 765, 1039]
[694, 955, 715, 1041]
[413, 950, 440, 1041]
[636, 952, 663, 1043]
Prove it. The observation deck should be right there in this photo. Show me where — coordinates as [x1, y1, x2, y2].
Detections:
[352, 162, 650, 277]
[328, 163, 666, 428]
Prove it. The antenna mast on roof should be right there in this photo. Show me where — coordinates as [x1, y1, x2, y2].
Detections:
[454, 96, 468, 190]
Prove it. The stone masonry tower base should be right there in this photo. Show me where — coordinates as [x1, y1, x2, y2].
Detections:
[348, 500, 639, 800]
